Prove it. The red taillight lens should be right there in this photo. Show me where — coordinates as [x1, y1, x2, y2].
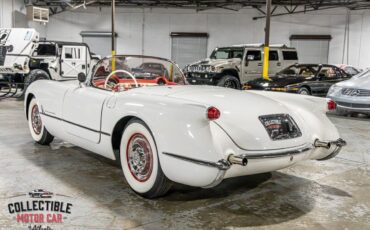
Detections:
[207, 107, 221, 120]
[328, 100, 337, 110]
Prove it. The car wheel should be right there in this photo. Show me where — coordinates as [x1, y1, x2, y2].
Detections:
[28, 97, 54, 145]
[298, 87, 310, 95]
[120, 119, 172, 198]
[24, 69, 50, 92]
[217, 75, 241, 89]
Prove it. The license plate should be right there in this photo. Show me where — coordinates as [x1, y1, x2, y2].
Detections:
[259, 114, 302, 140]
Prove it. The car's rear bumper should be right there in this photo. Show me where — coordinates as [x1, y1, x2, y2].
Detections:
[162, 138, 346, 187]
[329, 96, 370, 114]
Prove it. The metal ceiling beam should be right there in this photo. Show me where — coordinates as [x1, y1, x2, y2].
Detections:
[26, 0, 370, 17]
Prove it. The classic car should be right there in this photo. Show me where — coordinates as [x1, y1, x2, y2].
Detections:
[327, 69, 370, 116]
[29, 189, 53, 198]
[25, 55, 346, 198]
[245, 64, 352, 96]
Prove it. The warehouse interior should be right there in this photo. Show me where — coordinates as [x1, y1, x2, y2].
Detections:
[0, 0, 370, 229]
[1, 0, 370, 67]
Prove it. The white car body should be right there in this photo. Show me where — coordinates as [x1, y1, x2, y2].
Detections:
[327, 70, 370, 115]
[25, 55, 345, 197]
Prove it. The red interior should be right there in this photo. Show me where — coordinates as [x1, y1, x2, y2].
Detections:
[94, 75, 177, 91]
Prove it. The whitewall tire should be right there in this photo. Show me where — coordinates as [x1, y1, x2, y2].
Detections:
[120, 119, 172, 198]
[28, 98, 54, 145]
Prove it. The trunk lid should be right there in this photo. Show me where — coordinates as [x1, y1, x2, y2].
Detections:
[165, 86, 308, 150]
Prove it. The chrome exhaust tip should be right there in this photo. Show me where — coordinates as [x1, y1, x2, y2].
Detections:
[314, 138, 347, 149]
[316, 138, 347, 161]
[314, 139, 331, 149]
[228, 154, 248, 166]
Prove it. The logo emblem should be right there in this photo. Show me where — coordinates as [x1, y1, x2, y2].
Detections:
[342, 88, 361, 96]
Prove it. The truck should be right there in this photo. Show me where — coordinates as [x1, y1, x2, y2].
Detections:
[0, 28, 99, 97]
[185, 44, 298, 89]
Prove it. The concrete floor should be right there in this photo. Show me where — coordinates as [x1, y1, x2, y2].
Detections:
[0, 99, 369, 230]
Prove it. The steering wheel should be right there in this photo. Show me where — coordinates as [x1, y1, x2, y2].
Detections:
[104, 70, 139, 90]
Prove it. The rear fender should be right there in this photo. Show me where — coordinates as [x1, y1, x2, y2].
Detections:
[105, 95, 233, 187]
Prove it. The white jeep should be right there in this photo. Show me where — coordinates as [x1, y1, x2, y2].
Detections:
[0, 28, 99, 94]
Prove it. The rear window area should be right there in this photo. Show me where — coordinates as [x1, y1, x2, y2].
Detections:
[282, 51, 298, 60]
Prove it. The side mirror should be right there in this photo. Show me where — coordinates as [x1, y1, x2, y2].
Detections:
[78, 72, 87, 83]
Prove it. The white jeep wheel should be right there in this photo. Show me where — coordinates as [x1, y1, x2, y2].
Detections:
[120, 119, 171, 198]
[28, 98, 54, 145]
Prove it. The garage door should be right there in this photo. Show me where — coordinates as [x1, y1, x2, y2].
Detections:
[290, 35, 331, 64]
[80, 31, 115, 57]
[171, 33, 208, 69]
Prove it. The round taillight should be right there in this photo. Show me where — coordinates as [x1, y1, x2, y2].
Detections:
[328, 100, 337, 110]
[207, 107, 221, 120]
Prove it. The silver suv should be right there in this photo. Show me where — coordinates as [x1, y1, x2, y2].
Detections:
[185, 44, 298, 89]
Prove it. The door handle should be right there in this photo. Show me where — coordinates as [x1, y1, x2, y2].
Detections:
[258, 63, 262, 67]
[72, 62, 76, 66]
[82, 64, 86, 69]
[277, 62, 281, 66]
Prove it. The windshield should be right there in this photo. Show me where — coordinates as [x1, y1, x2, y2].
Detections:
[278, 65, 319, 78]
[35, 44, 57, 56]
[210, 48, 244, 59]
[92, 55, 186, 91]
[355, 68, 369, 78]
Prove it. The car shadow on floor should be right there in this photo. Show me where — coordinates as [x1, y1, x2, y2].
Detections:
[23, 140, 352, 228]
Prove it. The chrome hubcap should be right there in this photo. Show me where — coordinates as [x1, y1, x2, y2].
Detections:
[126, 133, 153, 182]
[31, 105, 42, 135]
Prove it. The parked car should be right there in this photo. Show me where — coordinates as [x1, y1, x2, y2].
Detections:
[185, 44, 298, 89]
[0, 28, 98, 92]
[336, 64, 362, 77]
[246, 64, 352, 96]
[25, 55, 345, 198]
[327, 69, 370, 116]
[29, 189, 53, 198]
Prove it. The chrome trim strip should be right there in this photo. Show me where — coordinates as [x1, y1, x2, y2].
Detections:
[41, 112, 111, 136]
[239, 146, 312, 159]
[162, 152, 230, 170]
[337, 104, 370, 111]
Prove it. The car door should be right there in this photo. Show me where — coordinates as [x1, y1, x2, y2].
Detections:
[313, 66, 343, 96]
[61, 45, 88, 78]
[242, 49, 263, 82]
[62, 85, 112, 143]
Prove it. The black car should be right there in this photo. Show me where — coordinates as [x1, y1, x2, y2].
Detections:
[246, 64, 352, 96]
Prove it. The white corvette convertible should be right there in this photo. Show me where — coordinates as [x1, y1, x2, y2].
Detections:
[25, 55, 346, 198]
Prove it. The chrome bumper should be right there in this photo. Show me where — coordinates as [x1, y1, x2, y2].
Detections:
[163, 138, 346, 171]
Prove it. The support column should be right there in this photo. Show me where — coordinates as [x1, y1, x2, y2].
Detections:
[111, 0, 116, 71]
[263, 0, 271, 80]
